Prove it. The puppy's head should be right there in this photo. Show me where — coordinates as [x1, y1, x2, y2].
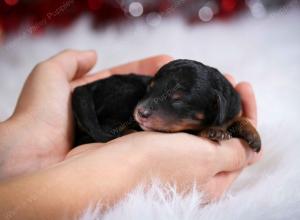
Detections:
[134, 60, 227, 132]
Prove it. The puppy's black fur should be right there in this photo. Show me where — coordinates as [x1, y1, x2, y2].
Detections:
[72, 59, 261, 152]
[135, 59, 241, 129]
[72, 74, 151, 146]
[134, 59, 261, 152]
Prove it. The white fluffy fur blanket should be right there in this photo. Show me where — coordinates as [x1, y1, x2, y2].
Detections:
[0, 9, 300, 220]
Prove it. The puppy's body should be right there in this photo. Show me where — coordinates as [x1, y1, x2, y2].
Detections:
[72, 74, 151, 145]
[72, 59, 261, 152]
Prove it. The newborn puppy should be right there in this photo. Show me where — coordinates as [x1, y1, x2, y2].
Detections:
[72, 59, 261, 152]
[72, 74, 151, 146]
[134, 59, 261, 152]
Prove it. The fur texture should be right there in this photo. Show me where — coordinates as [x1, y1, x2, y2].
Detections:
[0, 8, 300, 220]
[72, 74, 150, 145]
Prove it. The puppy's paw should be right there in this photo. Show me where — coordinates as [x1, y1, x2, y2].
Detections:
[227, 117, 261, 153]
[245, 132, 261, 153]
[200, 128, 232, 141]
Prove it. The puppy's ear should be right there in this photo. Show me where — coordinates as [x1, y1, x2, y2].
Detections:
[212, 90, 227, 125]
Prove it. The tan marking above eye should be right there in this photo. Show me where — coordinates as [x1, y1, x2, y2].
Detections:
[194, 112, 205, 120]
[149, 81, 155, 88]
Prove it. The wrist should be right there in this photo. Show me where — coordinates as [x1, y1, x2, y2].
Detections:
[1, 142, 150, 218]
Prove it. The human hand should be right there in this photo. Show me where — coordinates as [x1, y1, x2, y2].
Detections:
[0, 50, 172, 179]
[201, 76, 262, 200]
[66, 76, 262, 202]
[0, 47, 261, 201]
[0, 51, 262, 218]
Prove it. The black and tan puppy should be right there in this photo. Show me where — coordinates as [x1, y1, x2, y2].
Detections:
[134, 59, 261, 152]
[72, 59, 261, 152]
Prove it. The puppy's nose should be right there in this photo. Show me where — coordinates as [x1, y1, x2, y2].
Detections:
[138, 107, 152, 119]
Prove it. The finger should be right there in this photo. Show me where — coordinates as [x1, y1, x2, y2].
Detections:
[203, 170, 242, 201]
[224, 74, 237, 87]
[214, 138, 252, 173]
[71, 55, 173, 88]
[109, 54, 173, 75]
[235, 82, 257, 126]
[43, 49, 97, 81]
[248, 147, 264, 165]
[216, 138, 263, 170]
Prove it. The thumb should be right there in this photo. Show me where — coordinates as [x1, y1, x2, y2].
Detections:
[44, 49, 97, 81]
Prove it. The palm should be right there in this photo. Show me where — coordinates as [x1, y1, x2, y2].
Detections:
[12, 51, 172, 164]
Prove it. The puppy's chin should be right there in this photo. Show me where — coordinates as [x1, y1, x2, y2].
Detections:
[138, 123, 177, 133]
[138, 119, 203, 133]
[137, 121, 168, 132]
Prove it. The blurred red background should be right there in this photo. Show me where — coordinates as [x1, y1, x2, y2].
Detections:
[0, 0, 294, 40]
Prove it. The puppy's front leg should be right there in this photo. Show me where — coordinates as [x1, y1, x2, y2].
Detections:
[199, 127, 232, 141]
[227, 117, 261, 152]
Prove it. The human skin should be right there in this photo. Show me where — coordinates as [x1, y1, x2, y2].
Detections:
[0, 50, 262, 219]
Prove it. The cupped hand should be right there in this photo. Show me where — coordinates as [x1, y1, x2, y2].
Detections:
[65, 74, 262, 202]
[202, 76, 262, 200]
[0, 49, 262, 203]
[0, 50, 172, 179]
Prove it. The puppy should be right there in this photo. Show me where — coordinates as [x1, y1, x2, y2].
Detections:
[134, 59, 261, 152]
[72, 59, 261, 152]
